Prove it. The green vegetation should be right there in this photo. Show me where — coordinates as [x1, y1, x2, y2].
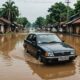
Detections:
[0, 0, 19, 22]
[34, 1, 80, 29]
[74, 0, 80, 13]
[0, 0, 30, 31]
[0, 0, 80, 30]
[48, 2, 74, 23]
[16, 17, 30, 28]
[34, 17, 45, 28]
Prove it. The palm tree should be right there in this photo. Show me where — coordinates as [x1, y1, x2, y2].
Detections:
[1, 0, 19, 22]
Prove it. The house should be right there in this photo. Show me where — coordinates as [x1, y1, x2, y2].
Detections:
[60, 13, 80, 35]
[67, 17, 80, 35]
[59, 22, 67, 33]
[13, 22, 23, 32]
[0, 17, 11, 33]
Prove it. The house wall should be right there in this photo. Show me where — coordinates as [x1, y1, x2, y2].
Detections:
[1, 25, 4, 33]
[67, 24, 80, 35]
[76, 26, 80, 34]
[0, 19, 11, 33]
[69, 26, 73, 34]
[0, 23, 4, 33]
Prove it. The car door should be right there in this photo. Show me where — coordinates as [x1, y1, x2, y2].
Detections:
[31, 34, 38, 56]
[26, 34, 34, 53]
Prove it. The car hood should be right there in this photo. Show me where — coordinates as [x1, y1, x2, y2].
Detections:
[38, 43, 74, 52]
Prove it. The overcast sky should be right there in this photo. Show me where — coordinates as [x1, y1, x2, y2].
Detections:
[0, 0, 77, 23]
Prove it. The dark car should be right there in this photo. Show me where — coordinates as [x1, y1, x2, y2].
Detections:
[23, 32, 77, 63]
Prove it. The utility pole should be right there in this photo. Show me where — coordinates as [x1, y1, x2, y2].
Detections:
[66, 0, 70, 22]
[65, 0, 70, 34]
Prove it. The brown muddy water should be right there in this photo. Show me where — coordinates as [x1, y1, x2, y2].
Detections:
[0, 33, 80, 80]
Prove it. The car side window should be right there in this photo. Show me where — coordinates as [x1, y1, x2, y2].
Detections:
[27, 34, 33, 41]
[32, 35, 36, 42]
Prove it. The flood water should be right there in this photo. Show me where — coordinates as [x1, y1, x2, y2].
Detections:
[0, 33, 80, 80]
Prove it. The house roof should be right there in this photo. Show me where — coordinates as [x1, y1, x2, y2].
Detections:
[73, 18, 80, 24]
[13, 22, 23, 27]
[0, 18, 11, 24]
[67, 17, 80, 25]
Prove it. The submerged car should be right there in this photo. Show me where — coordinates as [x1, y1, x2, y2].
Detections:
[23, 32, 77, 63]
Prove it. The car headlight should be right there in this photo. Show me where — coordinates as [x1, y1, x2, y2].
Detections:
[71, 50, 75, 55]
[48, 52, 54, 57]
[45, 52, 54, 57]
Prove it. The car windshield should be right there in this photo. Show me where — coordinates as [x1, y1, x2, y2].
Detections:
[37, 34, 62, 44]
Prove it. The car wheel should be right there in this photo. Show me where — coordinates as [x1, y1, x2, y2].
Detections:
[38, 55, 42, 62]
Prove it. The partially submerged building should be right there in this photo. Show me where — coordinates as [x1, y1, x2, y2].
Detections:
[67, 17, 80, 35]
[0, 18, 23, 33]
[0, 17, 11, 33]
[60, 13, 80, 35]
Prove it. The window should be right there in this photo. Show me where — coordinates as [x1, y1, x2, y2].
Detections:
[37, 34, 62, 44]
[32, 35, 36, 42]
[27, 34, 33, 41]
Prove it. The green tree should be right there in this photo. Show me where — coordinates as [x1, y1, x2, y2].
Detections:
[35, 17, 45, 28]
[48, 2, 66, 23]
[1, 0, 19, 22]
[45, 15, 56, 25]
[26, 22, 31, 28]
[48, 2, 74, 23]
[0, 8, 3, 17]
[74, 0, 80, 13]
[16, 17, 28, 27]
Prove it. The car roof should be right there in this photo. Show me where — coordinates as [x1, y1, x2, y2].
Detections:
[29, 32, 55, 35]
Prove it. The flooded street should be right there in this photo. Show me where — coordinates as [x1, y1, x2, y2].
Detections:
[0, 33, 80, 80]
